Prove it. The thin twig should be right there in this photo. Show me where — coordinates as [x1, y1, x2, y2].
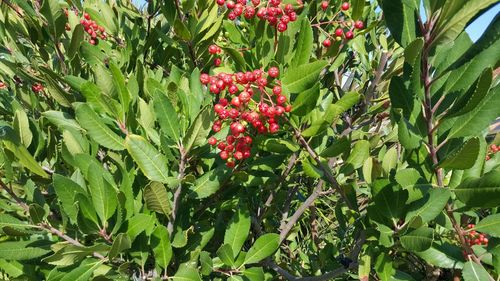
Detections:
[167, 145, 186, 235]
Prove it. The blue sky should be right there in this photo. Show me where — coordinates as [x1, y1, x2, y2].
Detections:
[466, 3, 500, 41]
[132, 1, 500, 41]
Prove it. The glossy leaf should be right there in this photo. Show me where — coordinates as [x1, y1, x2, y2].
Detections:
[125, 135, 170, 183]
[244, 233, 280, 265]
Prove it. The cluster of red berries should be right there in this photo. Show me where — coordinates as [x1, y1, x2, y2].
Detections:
[216, 0, 298, 32]
[465, 224, 489, 247]
[64, 9, 108, 45]
[209, 45, 223, 67]
[486, 144, 499, 161]
[31, 83, 44, 93]
[201, 66, 291, 168]
[320, 2, 365, 48]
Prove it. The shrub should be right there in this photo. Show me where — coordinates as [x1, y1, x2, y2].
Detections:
[0, 0, 499, 280]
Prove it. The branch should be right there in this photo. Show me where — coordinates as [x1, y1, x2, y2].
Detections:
[365, 51, 390, 103]
[258, 152, 299, 221]
[0, 178, 106, 260]
[286, 118, 355, 210]
[167, 146, 186, 235]
[279, 181, 324, 243]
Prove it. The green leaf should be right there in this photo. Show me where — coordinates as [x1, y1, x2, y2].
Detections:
[224, 207, 251, 257]
[405, 188, 450, 223]
[172, 264, 202, 281]
[291, 82, 320, 116]
[474, 214, 500, 238]
[42, 111, 83, 131]
[324, 92, 361, 122]
[53, 174, 86, 224]
[144, 181, 171, 215]
[243, 267, 265, 281]
[243, 233, 280, 265]
[433, 0, 498, 46]
[190, 169, 226, 199]
[127, 214, 155, 242]
[108, 233, 131, 260]
[68, 25, 84, 60]
[438, 137, 480, 169]
[0, 241, 51, 260]
[13, 109, 32, 147]
[183, 107, 213, 154]
[2, 138, 49, 178]
[60, 260, 103, 281]
[291, 19, 313, 67]
[87, 163, 118, 225]
[446, 84, 500, 139]
[125, 134, 170, 183]
[446, 69, 492, 118]
[74, 103, 125, 150]
[382, 146, 398, 173]
[282, 60, 328, 93]
[373, 182, 409, 220]
[454, 170, 500, 208]
[174, 19, 191, 41]
[320, 137, 350, 157]
[151, 225, 172, 269]
[217, 244, 235, 267]
[109, 62, 131, 116]
[462, 261, 493, 281]
[416, 243, 464, 269]
[400, 227, 434, 252]
[380, 0, 418, 47]
[0, 214, 37, 235]
[341, 140, 370, 174]
[153, 91, 180, 142]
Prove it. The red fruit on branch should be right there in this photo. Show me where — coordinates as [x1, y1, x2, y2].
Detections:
[341, 2, 350, 11]
[208, 137, 218, 146]
[268, 67, 279, 78]
[354, 20, 364, 29]
[335, 28, 344, 37]
[321, 1, 329, 11]
[323, 39, 331, 47]
[345, 30, 354, 39]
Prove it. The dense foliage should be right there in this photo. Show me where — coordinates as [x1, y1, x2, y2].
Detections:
[0, 0, 499, 280]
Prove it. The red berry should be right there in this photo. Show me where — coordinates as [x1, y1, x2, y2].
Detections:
[208, 137, 218, 146]
[231, 97, 241, 107]
[234, 151, 244, 160]
[323, 39, 331, 47]
[226, 160, 236, 168]
[214, 58, 222, 66]
[0, 82, 5, 89]
[217, 0, 225, 5]
[252, 0, 260, 5]
[84, 13, 90, 20]
[335, 28, 344, 37]
[345, 31, 354, 39]
[269, 123, 280, 133]
[209, 45, 219, 55]
[220, 151, 229, 160]
[244, 6, 256, 18]
[354, 20, 364, 29]
[321, 1, 328, 11]
[273, 86, 282, 95]
[228, 12, 237, 20]
[277, 22, 287, 32]
[277, 95, 287, 105]
[341, 2, 350, 11]
[268, 67, 279, 78]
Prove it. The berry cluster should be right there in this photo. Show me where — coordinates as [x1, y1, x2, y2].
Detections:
[319, 2, 365, 48]
[486, 144, 499, 161]
[64, 9, 108, 45]
[201, 65, 291, 168]
[209, 45, 223, 67]
[216, 0, 298, 32]
[31, 83, 44, 93]
[465, 224, 489, 247]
